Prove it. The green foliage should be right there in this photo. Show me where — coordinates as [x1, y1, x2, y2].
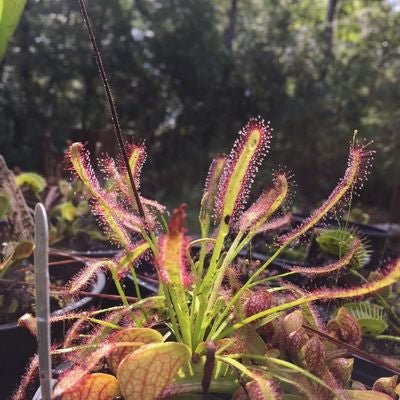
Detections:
[342, 302, 388, 336]
[0, 0, 26, 60]
[0, 1, 399, 212]
[7, 2, 400, 398]
[48, 180, 107, 247]
[316, 227, 370, 268]
[349, 207, 370, 224]
[15, 172, 46, 194]
[57, 201, 77, 222]
[0, 240, 33, 279]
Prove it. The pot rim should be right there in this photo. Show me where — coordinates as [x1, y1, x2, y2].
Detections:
[0, 268, 106, 331]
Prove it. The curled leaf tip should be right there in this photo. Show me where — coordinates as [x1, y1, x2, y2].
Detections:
[157, 204, 192, 286]
[278, 140, 374, 246]
[201, 155, 226, 222]
[168, 203, 187, 236]
[239, 172, 289, 232]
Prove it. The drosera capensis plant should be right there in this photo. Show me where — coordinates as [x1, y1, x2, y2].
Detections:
[13, 1, 400, 399]
[13, 119, 400, 400]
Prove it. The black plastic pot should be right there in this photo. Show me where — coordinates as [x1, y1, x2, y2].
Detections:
[0, 262, 106, 400]
[69, 249, 159, 302]
[352, 355, 400, 388]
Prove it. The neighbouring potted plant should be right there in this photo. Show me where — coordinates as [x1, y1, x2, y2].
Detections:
[291, 212, 391, 270]
[13, 115, 400, 400]
[14, 168, 114, 252]
[0, 157, 107, 400]
[0, 246, 107, 400]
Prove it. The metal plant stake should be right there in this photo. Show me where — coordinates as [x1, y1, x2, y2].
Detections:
[34, 203, 52, 400]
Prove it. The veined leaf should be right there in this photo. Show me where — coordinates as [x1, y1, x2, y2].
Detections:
[62, 373, 121, 400]
[117, 342, 191, 400]
[107, 327, 163, 374]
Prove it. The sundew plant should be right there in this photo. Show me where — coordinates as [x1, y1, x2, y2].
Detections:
[13, 1, 400, 398]
[14, 117, 400, 400]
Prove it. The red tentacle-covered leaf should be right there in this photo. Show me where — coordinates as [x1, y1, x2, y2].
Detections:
[232, 376, 281, 400]
[102, 155, 165, 229]
[215, 117, 271, 226]
[101, 142, 146, 189]
[62, 373, 121, 400]
[54, 344, 114, 398]
[312, 257, 400, 302]
[69, 143, 133, 245]
[12, 354, 39, 400]
[156, 204, 192, 286]
[200, 155, 226, 222]
[114, 241, 151, 278]
[278, 143, 374, 246]
[238, 172, 288, 232]
[125, 142, 147, 189]
[117, 342, 191, 400]
[287, 237, 363, 276]
[107, 327, 163, 374]
[254, 212, 292, 235]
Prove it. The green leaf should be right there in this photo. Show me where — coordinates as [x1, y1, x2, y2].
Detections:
[59, 201, 78, 222]
[15, 172, 46, 193]
[58, 179, 72, 198]
[8, 297, 18, 313]
[107, 327, 163, 374]
[62, 373, 121, 400]
[76, 200, 89, 215]
[0, 0, 27, 61]
[117, 342, 191, 400]
[13, 240, 34, 260]
[343, 302, 388, 335]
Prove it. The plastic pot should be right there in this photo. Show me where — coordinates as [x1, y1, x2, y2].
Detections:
[0, 261, 106, 400]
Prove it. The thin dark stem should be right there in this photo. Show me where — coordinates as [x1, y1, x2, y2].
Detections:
[78, 0, 146, 221]
[303, 325, 400, 375]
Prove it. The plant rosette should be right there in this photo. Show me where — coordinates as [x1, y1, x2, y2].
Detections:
[13, 118, 400, 400]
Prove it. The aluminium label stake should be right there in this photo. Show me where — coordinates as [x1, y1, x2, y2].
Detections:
[34, 203, 52, 400]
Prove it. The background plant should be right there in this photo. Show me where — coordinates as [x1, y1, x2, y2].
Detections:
[1, 0, 399, 222]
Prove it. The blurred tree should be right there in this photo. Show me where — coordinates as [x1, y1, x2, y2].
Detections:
[0, 0, 398, 220]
